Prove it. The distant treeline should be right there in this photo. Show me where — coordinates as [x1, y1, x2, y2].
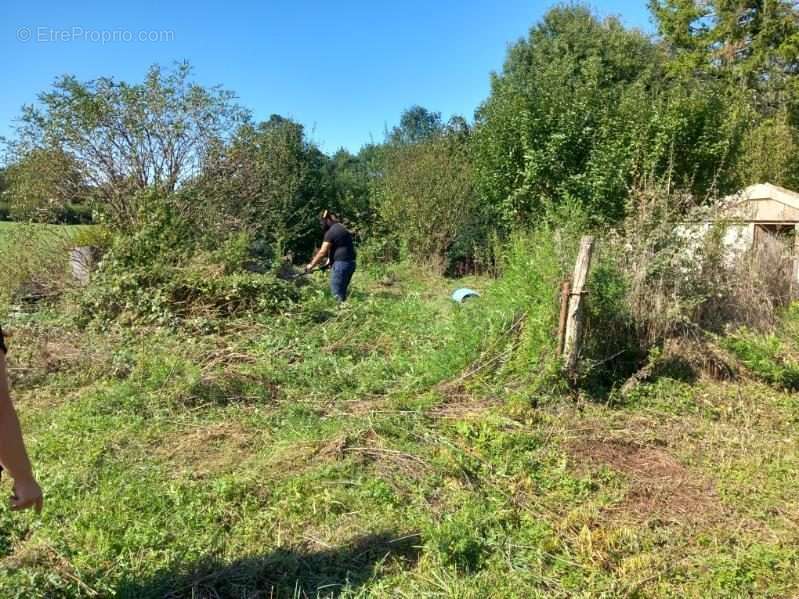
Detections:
[2, 2, 799, 273]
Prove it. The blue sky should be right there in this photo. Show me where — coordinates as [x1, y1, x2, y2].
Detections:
[1, 1, 653, 154]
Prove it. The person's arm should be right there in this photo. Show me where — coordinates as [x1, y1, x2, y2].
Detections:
[0, 351, 42, 512]
[306, 241, 332, 272]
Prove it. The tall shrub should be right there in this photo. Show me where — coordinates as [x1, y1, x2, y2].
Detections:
[375, 131, 480, 272]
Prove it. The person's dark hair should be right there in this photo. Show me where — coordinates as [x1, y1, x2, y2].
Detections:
[319, 209, 337, 232]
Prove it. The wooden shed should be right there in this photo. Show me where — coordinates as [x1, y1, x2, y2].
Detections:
[718, 183, 799, 286]
[676, 183, 799, 285]
[721, 182, 799, 245]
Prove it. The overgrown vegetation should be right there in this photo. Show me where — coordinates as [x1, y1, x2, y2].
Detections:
[4, 3, 799, 276]
[2, 257, 798, 597]
[1, 1, 799, 596]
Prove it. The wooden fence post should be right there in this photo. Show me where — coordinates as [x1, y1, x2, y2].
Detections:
[563, 236, 595, 379]
[557, 280, 571, 356]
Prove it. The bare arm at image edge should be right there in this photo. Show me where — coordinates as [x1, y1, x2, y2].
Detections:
[0, 338, 43, 512]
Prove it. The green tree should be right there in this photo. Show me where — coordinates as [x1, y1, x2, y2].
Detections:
[472, 4, 764, 228]
[375, 129, 478, 271]
[18, 62, 246, 228]
[330, 148, 374, 234]
[473, 6, 663, 227]
[735, 108, 799, 187]
[198, 115, 335, 261]
[651, 0, 799, 189]
[650, 0, 799, 91]
[0, 168, 8, 220]
[4, 147, 88, 222]
[388, 106, 445, 145]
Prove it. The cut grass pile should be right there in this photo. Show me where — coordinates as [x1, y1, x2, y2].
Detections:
[0, 257, 797, 597]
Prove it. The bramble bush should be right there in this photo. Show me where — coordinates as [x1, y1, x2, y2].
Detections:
[77, 262, 299, 327]
[74, 191, 300, 327]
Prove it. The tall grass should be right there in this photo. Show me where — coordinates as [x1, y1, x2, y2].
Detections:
[4, 224, 799, 597]
[418, 229, 569, 394]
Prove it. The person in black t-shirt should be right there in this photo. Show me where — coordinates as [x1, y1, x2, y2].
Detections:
[0, 328, 43, 513]
[306, 210, 357, 301]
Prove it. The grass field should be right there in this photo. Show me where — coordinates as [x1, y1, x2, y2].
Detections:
[0, 222, 100, 318]
[0, 251, 797, 597]
[0, 221, 91, 245]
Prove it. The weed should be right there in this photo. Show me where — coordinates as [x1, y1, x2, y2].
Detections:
[723, 328, 799, 390]
[2, 234, 799, 597]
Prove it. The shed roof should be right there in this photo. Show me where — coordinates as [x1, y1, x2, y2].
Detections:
[722, 183, 799, 223]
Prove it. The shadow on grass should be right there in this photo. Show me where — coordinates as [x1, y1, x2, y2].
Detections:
[579, 350, 699, 403]
[116, 531, 422, 599]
